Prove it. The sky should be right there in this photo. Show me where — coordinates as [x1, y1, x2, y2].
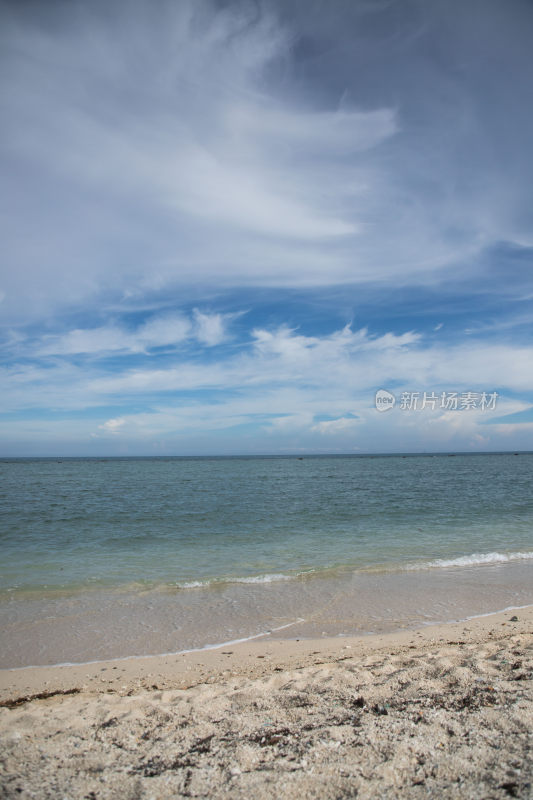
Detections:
[1, 0, 533, 456]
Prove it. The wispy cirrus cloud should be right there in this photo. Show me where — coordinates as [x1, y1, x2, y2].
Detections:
[32, 310, 237, 357]
[3, 0, 532, 327]
[0, 0, 399, 322]
[2, 320, 533, 416]
[1, 0, 533, 454]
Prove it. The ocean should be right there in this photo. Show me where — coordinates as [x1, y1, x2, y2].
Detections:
[1, 453, 532, 668]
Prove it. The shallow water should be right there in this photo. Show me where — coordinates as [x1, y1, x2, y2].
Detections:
[1, 453, 532, 667]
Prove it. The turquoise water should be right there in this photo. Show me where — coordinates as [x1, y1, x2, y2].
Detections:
[1, 453, 532, 667]
[1, 454, 532, 593]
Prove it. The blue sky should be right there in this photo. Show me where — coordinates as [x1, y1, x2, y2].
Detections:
[1, 0, 533, 455]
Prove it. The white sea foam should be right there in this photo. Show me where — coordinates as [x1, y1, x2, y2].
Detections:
[175, 572, 297, 589]
[176, 580, 210, 589]
[409, 551, 533, 570]
[177, 553, 533, 588]
[232, 573, 294, 584]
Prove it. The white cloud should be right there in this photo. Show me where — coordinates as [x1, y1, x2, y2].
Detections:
[36, 311, 234, 356]
[168, 143, 358, 240]
[1, 0, 499, 324]
[98, 418, 126, 434]
[193, 309, 232, 346]
[1, 1, 532, 455]
[267, 413, 315, 431]
[5, 323, 533, 424]
[2, 342, 533, 454]
[312, 417, 361, 434]
[138, 315, 192, 349]
[228, 105, 397, 156]
[251, 324, 420, 368]
[39, 326, 136, 356]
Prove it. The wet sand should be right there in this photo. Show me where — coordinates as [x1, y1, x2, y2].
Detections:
[3, 559, 532, 669]
[1, 606, 532, 798]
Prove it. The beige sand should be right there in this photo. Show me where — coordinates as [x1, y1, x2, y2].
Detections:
[0, 607, 532, 798]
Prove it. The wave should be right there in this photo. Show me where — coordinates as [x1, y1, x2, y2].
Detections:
[408, 551, 533, 570]
[174, 552, 533, 589]
[5, 551, 532, 599]
[175, 572, 302, 589]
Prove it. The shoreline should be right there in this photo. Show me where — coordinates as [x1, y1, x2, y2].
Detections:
[1, 601, 532, 676]
[3, 558, 533, 670]
[1, 605, 531, 703]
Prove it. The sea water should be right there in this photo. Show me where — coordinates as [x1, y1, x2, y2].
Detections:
[1, 453, 532, 667]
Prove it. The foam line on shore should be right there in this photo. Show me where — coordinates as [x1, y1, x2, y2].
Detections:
[1, 618, 306, 672]
[418, 550, 533, 569]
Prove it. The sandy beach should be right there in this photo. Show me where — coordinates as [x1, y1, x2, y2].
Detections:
[0, 606, 531, 798]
